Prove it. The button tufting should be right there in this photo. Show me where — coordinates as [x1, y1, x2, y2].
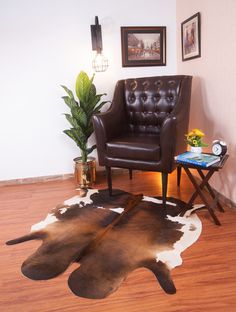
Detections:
[141, 93, 147, 101]
[127, 93, 136, 103]
[153, 93, 161, 101]
[142, 80, 150, 90]
[167, 93, 174, 101]
[168, 80, 176, 86]
[130, 80, 138, 91]
[154, 80, 163, 89]
[124, 76, 186, 134]
[154, 80, 162, 86]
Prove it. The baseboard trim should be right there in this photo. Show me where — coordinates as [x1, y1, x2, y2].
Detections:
[193, 176, 236, 210]
[0, 173, 74, 186]
[213, 189, 236, 210]
[0, 168, 132, 187]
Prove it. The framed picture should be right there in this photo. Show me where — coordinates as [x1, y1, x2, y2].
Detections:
[181, 12, 201, 61]
[121, 26, 166, 67]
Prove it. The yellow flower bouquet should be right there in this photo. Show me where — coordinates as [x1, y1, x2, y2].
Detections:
[185, 128, 208, 147]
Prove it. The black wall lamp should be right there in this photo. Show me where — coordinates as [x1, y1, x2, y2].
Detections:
[91, 16, 108, 72]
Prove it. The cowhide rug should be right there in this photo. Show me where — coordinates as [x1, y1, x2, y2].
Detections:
[6, 189, 203, 299]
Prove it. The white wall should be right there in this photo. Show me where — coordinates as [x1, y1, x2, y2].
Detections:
[0, 0, 177, 180]
[176, 0, 236, 203]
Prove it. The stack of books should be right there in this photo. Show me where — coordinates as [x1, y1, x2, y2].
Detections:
[175, 152, 221, 167]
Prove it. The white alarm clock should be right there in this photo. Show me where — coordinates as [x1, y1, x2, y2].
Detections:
[212, 140, 227, 156]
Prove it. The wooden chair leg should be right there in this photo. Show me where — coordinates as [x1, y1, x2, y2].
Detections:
[105, 166, 112, 196]
[162, 172, 168, 206]
[129, 169, 133, 180]
[177, 166, 182, 187]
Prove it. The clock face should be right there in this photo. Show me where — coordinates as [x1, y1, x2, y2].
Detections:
[212, 143, 222, 155]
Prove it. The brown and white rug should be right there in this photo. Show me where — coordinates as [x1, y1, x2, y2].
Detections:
[6, 189, 202, 299]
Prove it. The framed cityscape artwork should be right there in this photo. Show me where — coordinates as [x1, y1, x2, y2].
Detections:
[121, 26, 166, 67]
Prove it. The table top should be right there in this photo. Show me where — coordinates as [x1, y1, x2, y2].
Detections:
[176, 154, 229, 170]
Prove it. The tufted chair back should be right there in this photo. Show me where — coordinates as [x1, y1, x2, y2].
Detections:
[92, 75, 192, 203]
[125, 77, 182, 135]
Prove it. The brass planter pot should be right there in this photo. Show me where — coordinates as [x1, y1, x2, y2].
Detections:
[73, 157, 96, 189]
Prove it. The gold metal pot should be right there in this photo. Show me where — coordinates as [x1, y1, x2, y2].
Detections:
[73, 157, 96, 189]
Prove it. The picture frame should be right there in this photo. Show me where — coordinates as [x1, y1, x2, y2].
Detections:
[181, 12, 201, 61]
[121, 26, 166, 67]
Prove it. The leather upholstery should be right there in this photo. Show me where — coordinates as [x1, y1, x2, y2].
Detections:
[92, 75, 192, 174]
[106, 133, 161, 162]
[124, 77, 182, 135]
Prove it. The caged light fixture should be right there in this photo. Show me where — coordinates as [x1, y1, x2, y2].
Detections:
[91, 16, 108, 72]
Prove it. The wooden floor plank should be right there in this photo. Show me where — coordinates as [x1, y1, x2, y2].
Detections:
[1, 170, 236, 312]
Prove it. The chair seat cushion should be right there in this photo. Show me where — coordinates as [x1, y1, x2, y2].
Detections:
[106, 133, 161, 161]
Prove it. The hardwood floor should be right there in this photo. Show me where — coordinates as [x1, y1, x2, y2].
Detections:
[1, 170, 236, 312]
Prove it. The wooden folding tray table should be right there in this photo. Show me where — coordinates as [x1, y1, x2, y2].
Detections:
[176, 154, 229, 225]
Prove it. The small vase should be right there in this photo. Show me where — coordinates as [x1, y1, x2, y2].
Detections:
[190, 146, 202, 154]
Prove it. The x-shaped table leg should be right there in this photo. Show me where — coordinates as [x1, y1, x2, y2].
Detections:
[196, 168, 224, 212]
[183, 166, 221, 226]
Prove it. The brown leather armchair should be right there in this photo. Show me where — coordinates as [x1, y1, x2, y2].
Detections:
[92, 75, 192, 203]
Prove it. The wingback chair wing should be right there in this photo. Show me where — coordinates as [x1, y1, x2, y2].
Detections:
[92, 75, 192, 203]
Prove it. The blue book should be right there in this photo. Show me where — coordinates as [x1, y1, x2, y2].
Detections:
[175, 152, 221, 167]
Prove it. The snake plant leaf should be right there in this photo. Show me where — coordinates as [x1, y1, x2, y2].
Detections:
[83, 124, 94, 140]
[86, 144, 97, 155]
[93, 93, 107, 106]
[89, 73, 95, 84]
[87, 94, 108, 112]
[78, 99, 87, 113]
[64, 114, 75, 127]
[87, 83, 96, 103]
[71, 128, 86, 145]
[61, 85, 75, 100]
[64, 129, 87, 152]
[75, 71, 92, 103]
[71, 106, 87, 129]
[63, 129, 80, 147]
[86, 99, 108, 119]
[61, 96, 71, 108]
[61, 96, 78, 110]
[97, 93, 107, 99]
[93, 101, 109, 114]
[64, 113, 82, 130]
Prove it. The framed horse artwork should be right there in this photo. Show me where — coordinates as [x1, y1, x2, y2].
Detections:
[181, 12, 201, 61]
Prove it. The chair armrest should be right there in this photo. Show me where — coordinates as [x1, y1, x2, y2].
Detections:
[92, 80, 127, 165]
[160, 117, 177, 171]
[93, 109, 123, 142]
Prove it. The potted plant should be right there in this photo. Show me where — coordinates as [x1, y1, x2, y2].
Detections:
[61, 71, 108, 188]
[185, 128, 208, 154]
